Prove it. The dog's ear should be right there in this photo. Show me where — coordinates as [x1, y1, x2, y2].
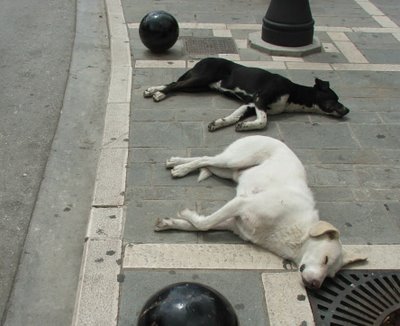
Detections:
[309, 221, 340, 239]
[341, 249, 367, 267]
[314, 78, 330, 91]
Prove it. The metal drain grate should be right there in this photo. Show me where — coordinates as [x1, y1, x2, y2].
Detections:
[307, 270, 400, 326]
[182, 37, 238, 55]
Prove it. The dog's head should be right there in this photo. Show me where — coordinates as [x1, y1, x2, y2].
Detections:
[313, 78, 349, 117]
[299, 221, 367, 289]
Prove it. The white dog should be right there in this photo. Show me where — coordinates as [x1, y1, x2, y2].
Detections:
[155, 135, 366, 289]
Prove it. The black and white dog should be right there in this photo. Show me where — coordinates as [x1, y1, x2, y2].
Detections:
[143, 58, 349, 131]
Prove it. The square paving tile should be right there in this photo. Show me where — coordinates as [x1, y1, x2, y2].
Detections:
[279, 122, 360, 149]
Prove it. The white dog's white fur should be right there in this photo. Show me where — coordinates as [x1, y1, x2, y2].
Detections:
[155, 135, 366, 288]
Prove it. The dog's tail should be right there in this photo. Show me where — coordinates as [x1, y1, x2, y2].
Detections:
[198, 168, 212, 182]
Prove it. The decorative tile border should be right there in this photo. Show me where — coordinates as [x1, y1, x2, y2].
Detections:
[332, 63, 400, 71]
[123, 244, 400, 270]
[373, 15, 398, 28]
[123, 243, 285, 270]
[134, 60, 186, 68]
[285, 62, 333, 70]
[322, 42, 340, 53]
[332, 41, 368, 63]
[272, 56, 304, 62]
[128, 23, 400, 34]
[262, 273, 314, 325]
[355, 0, 385, 16]
[213, 29, 232, 37]
[134, 60, 400, 71]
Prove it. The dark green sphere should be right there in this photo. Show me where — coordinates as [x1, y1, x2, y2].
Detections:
[137, 282, 238, 326]
[139, 11, 179, 53]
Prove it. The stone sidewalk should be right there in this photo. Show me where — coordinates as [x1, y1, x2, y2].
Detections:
[72, 0, 400, 325]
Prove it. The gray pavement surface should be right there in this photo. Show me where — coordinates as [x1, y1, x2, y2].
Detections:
[120, 0, 400, 323]
[0, 0, 109, 325]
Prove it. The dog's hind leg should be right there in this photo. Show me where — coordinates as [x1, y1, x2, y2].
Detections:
[154, 216, 237, 232]
[145, 75, 218, 102]
[208, 104, 255, 132]
[235, 107, 267, 131]
[176, 198, 244, 230]
[154, 217, 197, 231]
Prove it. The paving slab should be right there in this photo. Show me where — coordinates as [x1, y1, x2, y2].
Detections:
[316, 202, 400, 244]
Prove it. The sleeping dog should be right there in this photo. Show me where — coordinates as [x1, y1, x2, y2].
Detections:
[155, 136, 366, 289]
[144, 58, 349, 131]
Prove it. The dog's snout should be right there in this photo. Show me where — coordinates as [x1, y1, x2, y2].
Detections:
[302, 278, 321, 289]
[310, 280, 321, 289]
[339, 106, 350, 116]
[334, 103, 350, 117]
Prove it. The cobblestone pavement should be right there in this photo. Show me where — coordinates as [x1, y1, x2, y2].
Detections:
[72, 0, 400, 325]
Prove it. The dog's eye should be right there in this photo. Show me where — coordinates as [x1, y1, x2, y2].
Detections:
[324, 256, 329, 265]
[299, 264, 305, 272]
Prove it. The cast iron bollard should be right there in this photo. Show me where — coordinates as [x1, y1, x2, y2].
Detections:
[139, 11, 179, 53]
[137, 282, 238, 325]
[262, 0, 314, 47]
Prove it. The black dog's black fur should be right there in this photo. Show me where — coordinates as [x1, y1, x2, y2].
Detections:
[144, 58, 349, 131]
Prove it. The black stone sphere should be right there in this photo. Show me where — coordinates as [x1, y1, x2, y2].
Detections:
[137, 282, 238, 326]
[139, 11, 179, 53]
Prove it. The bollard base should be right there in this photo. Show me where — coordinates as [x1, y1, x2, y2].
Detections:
[248, 31, 321, 57]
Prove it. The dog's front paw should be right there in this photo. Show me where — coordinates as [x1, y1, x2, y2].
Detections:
[208, 121, 218, 132]
[143, 88, 153, 98]
[171, 165, 190, 178]
[153, 91, 166, 102]
[166, 157, 182, 169]
[208, 119, 226, 132]
[154, 218, 172, 231]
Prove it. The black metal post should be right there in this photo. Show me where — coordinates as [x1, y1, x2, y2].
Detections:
[262, 0, 315, 47]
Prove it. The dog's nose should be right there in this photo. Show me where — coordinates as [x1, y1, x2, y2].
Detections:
[303, 278, 321, 289]
[341, 107, 350, 116]
[335, 104, 349, 117]
[310, 280, 321, 289]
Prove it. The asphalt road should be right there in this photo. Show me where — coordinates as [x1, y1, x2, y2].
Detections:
[0, 0, 109, 324]
[0, 0, 76, 321]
